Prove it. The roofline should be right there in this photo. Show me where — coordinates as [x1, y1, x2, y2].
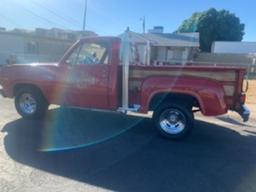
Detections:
[213, 41, 256, 44]
[0, 31, 74, 43]
[80, 36, 119, 40]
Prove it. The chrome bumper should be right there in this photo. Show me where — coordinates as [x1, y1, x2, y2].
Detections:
[238, 105, 250, 122]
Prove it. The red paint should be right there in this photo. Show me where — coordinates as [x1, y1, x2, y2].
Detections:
[0, 37, 247, 117]
[138, 76, 227, 115]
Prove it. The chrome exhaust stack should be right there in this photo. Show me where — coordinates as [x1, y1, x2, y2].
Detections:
[118, 29, 141, 113]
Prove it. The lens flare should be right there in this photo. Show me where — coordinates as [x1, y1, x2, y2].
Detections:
[40, 64, 184, 152]
[40, 107, 144, 152]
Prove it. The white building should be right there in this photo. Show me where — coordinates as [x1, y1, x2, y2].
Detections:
[194, 41, 256, 77]
[0, 28, 97, 65]
[212, 41, 256, 54]
[0, 31, 73, 65]
[120, 29, 200, 65]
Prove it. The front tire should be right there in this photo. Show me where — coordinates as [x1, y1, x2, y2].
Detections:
[153, 103, 194, 140]
[15, 87, 48, 119]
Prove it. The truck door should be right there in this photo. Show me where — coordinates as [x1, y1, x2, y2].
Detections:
[63, 40, 111, 109]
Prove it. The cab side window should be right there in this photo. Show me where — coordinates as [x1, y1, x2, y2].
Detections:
[67, 42, 109, 65]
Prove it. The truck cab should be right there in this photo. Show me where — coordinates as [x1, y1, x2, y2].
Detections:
[54, 37, 121, 110]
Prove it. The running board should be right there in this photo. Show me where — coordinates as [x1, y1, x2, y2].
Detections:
[117, 105, 141, 114]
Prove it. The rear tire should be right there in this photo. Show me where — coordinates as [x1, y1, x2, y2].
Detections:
[153, 103, 194, 140]
[15, 87, 48, 119]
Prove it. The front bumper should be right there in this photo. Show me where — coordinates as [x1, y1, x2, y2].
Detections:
[238, 105, 250, 122]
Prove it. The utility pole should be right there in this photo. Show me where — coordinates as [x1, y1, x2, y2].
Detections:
[83, 0, 87, 31]
[141, 16, 146, 33]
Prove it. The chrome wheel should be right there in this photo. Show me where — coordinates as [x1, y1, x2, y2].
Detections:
[19, 93, 37, 115]
[159, 108, 186, 135]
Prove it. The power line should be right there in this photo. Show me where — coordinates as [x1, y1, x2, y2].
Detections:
[1, 0, 108, 35]
[0, 13, 22, 27]
[30, 0, 81, 28]
[15, 1, 68, 29]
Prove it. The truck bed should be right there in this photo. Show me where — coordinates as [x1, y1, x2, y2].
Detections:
[127, 65, 246, 110]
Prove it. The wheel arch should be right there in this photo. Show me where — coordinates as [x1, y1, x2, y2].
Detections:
[13, 83, 48, 103]
[148, 92, 202, 111]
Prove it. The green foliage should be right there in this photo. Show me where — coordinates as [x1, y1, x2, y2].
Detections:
[177, 8, 245, 52]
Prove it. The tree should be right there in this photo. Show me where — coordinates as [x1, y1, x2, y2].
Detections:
[177, 8, 245, 52]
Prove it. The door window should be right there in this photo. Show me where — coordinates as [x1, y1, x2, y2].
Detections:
[66, 42, 109, 65]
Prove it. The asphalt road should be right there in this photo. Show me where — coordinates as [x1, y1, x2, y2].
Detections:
[0, 96, 256, 192]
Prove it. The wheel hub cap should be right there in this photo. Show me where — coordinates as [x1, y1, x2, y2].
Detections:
[19, 93, 37, 115]
[159, 109, 186, 134]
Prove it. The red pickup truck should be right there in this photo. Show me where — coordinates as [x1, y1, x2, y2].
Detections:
[0, 36, 250, 139]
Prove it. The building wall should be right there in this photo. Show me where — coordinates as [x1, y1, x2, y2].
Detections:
[0, 32, 74, 65]
[212, 41, 256, 54]
[210, 41, 256, 77]
[194, 53, 256, 77]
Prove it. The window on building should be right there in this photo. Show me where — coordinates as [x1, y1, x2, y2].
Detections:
[26, 41, 39, 54]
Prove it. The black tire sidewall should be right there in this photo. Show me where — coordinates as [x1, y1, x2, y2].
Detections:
[153, 103, 194, 140]
[15, 88, 47, 119]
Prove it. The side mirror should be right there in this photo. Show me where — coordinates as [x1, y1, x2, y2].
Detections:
[65, 59, 72, 65]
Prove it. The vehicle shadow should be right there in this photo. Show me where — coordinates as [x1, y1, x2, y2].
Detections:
[217, 116, 255, 128]
[2, 108, 256, 192]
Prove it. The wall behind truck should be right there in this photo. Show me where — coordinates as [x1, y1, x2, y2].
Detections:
[212, 42, 256, 54]
[0, 31, 73, 65]
[193, 53, 256, 78]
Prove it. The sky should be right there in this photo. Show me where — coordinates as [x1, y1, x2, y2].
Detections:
[0, 0, 255, 41]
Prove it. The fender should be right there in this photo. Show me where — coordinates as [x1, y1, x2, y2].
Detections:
[139, 76, 228, 116]
[1, 64, 58, 102]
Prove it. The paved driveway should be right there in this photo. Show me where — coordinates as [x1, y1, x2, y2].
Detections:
[0, 96, 256, 192]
